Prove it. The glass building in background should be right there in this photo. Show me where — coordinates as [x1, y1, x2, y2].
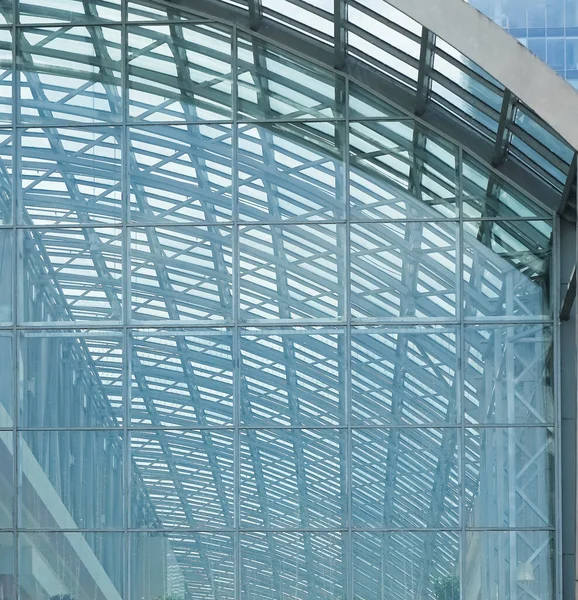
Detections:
[0, 0, 575, 599]
[470, 0, 578, 87]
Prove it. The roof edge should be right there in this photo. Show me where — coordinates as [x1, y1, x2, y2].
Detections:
[388, 0, 578, 151]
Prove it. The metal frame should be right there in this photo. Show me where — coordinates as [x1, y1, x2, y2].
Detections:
[0, 0, 569, 599]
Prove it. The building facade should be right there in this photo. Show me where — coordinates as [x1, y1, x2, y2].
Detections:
[0, 0, 575, 599]
[470, 0, 578, 87]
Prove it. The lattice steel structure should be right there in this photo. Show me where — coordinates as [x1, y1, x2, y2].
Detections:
[0, 0, 572, 599]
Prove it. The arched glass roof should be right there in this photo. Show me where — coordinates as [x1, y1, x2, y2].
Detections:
[0, 1, 564, 600]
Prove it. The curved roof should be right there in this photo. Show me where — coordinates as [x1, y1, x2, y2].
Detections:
[168, 0, 578, 218]
[3, 1, 558, 600]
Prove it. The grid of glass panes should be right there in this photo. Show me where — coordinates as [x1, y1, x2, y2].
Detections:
[0, 1, 557, 600]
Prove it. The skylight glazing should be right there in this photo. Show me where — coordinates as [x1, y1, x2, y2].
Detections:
[0, 0, 561, 599]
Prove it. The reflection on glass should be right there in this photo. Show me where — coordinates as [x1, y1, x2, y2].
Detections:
[127, 0, 203, 21]
[20, 228, 122, 323]
[465, 427, 554, 528]
[130, 430, 233, 529]
[463, 220, 552, 319]
[130, 226, 233, 323]
[18, 0, 122, 24]
[462, 154, 549, 219]
[20, 126, 122, 225]
[237, 33, 344, 120]
[349, 82, 404, 119]
[19, 26, 122, 124]
[351, 221, 458, 319]
[19, 330, 123, 428]
[352, 427, 460, 528]
[238, 122, 345, 222]
[130, 531, 234, 600]
[351, 326, 458, 425]
[128, 23, 233, 122]
[129, 124, 233, 224]
[0, 432, 12, 529]
[0, 334, 12, 427]
[353, 531, 460, 600]
[349, 120, 458, 220]
[0, 30, 11, 122]
[464, 531, 554, 600]
[0, 129, 12, 224]
[131, 329, 234, 427]
[0, 0, 11, 24]
[19, 532, 124, 600]
[465, 325, 553, 425]
[240, 532, 345, 600]
[240, 328, 345, 426]
[239, 224, 344, 322]
[0, 229, 12, 323]
[19, 430, 124, 529]
[240, 429, 344, 529]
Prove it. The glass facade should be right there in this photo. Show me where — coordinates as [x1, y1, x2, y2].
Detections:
[469, 0, 578, 87]
[0, 0, 563, 599]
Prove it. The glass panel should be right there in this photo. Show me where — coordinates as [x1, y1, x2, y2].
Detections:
[353, 531, 460, 600]
[128, 23, 233, 122]
[462, 154, 549, 218]
[464, 531, 554, 600]
[19, 330, 123, 428]
[0, 533, 13, 598]
[352, 427, 460, 528]
[240, 429, 344, 529]
[130, 532, 234, 600]
[0, 333, 13, 427]
[348, 5, 422, 87]
[130, 226, 233, 323]
[18, 0, 121, 24]
[128, 0, 203, 22]
[19, 430, 124, 529]
[350, 121, 458, 220]
[462, 154, 550, 219]
[19, 532, 124, 599]
[351, 221, 458, 320]
[240, 532, 345, 600]
[465, 427, 554, 528]
[0, 130, 12, 224]
[237, 33, 344, 120]
[20, 227, 122, 324]
[0, 229, 13, 324]
[351, 326, 459, 425]
[240, 328, 345, 426]
[130, 430, 234, 529]
[463, 220, 552, 319]
[0, 30, 11, 122]
[19, 26, 122, 124]
[0, 432, 13, 528]
[129, 124, 233, 224]
[465, 324, 553, 425]
[348, 82, 404, 119]
[238, 122, 345, 222]
[262, 0, 334, 42]
[0, 0, 11, 24]
[239, 224, 345, 322]
[20, 126, 122, 225]
[130, 329, 234, 427]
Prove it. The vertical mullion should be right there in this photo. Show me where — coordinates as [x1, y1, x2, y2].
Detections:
[457, 144, 467, 600]
[12, 0, 18, 598]
[120, 1, 130, 598]
[343, 73, 353, 600]
[232, 23, 241, 600]
[553, 213, 562, 600]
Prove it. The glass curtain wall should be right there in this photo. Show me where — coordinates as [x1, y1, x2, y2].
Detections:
[0, 1, 557, 599]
